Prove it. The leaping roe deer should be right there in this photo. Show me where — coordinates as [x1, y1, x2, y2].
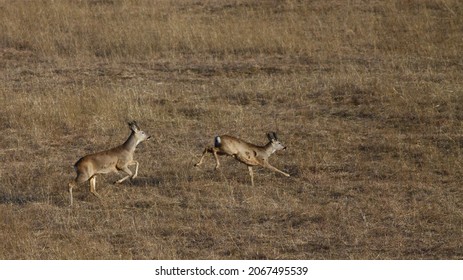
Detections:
[68, 121, 151, 206]
[194, 132, 290, 186]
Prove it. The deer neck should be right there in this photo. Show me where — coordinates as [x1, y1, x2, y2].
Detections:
[263, 141, 276, 157]
[122, 132, 139, 152]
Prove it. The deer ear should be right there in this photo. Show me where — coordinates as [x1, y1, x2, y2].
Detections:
[128, 121, 139, 131]
[267, 132, 277, 141]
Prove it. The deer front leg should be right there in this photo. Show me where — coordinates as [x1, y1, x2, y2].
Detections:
[263, 161, 290, 177]
[115, 165, 133, 184]
[131, 161, 139, 180]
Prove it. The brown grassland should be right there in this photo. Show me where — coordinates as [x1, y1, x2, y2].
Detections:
[1, 0, 463, 259]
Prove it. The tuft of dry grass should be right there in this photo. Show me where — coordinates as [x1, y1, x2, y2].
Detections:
[1, 0, 463, 259]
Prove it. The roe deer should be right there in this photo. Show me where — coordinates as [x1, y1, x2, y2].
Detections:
[68, 121, 150, 206]
[194, 132, 290, 186]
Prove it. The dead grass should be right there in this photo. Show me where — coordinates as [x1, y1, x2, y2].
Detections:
[0, 0, 463, 259]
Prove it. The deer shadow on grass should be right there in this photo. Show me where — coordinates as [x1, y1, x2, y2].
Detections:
[124, 176, 163, 187]
[0, 192, 39, 205]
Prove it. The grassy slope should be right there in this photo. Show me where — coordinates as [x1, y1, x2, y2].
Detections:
[0, 0, 462, 259]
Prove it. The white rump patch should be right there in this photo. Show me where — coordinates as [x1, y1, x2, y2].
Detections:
[214, 136, 221, 147]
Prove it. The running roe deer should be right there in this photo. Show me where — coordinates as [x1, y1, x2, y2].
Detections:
[68, 121, 151, 206]
[194, 132, 290, 186]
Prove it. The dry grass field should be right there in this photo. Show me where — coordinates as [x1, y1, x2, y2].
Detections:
[1, 0, 463, 259]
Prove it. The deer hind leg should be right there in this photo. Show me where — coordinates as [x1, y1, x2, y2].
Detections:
[89, 176, 101, 199]
[194, 147, 209, 167]
[194, 147, 221, 168]
[69, 173, 91, 206]
[212, 148, 221, 169]
[248, 166, 255, 187]
[68, 181, 75, 206]
[263, 161, 290, 177]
